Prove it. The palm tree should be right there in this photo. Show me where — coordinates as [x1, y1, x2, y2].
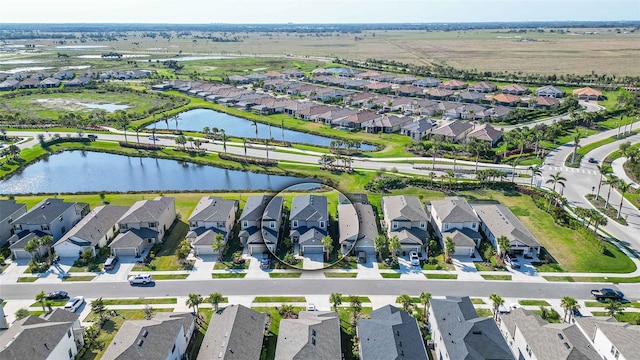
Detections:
[251, 120, 259, 140]
[604, 299, 624, 317]
[604, 175, 619, 209]
[243, 138, 248, 160]
[616, 181, 631, 219]
[419, 292, 432, 323]
[186, 293, 203, 314]
[264, 139, 269, 161]
[545, 171, 567, 209]
[91, 297, 107, 321]
[560, 297, 579, 323]
[445, 237, 455, 263]
[281, 119, 285, 143]
[212, 234, 225, 260]
[571, 132, 582, 164]
[349, 295, 363, 326]
[24, 238, 39, 260]
[208, 292, 224, 312]
[35, 291, 47, 312]
[397, 294, 413, 312]
[322, 235, 333, 261]
[431, 139, 440, 170]
[595, 165, 612, 199]
[329, 293, 342, 312]
[388, 235, 401, 264]
[175, 135, 187, 150]
[202, 126, 210, 136]
[132, 125, 141, 144]
[38, 235, 53, 259]
[120, 119, 130, 143]
[221, 130, 228, 153]
[528, 165, 542, 187]
[489, 293, 504, 321]
[497, 235, 511, 257]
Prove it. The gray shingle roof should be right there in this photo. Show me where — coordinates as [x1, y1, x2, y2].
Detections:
[197, 305, 266, 360]
[0, 310, 79, 360]
[575, 317, 640, 358]
[338, 203, 358, 244]
[389, 228, 429, 246]
[290, 195, 328, 223]
[0, 200, 26, 221]
[110, 228, 157, 248]
[299, 228, 327, 246]
[188, 227, 225, 246]
[402, 119, 436, 133]
[102, 313, 194, 360]
[188, 197, 237, 223]
[239, 196, 283, 222]
[431, 197, 479, 224]
[473, 204, 541, 248]
[431, 121, 474, 138]
[119, 197, 174, 224]
[442, 229, 477, 247]
[502, 308, 600, 360]
[8, 230, 45, 249]
[56, 205, 129, 247]
[382, 195, 428, 223]
[357, 305, 428, 360]
[13, 198, 79, 226]
[275, 311, 341, 360]
[430, 296, 512, 360]
[467, 124, 503, 142]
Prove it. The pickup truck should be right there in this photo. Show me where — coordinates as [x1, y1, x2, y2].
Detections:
[591, 288, 624, 301]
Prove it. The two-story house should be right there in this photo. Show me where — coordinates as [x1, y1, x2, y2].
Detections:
[0, 199, 26, 247]
[238, 195, 284, 256]
[289, 195, 328, 255]
[473, 204, 542, 258]
[275, 311, 341, 360]
[429, 197, 481, 257]
[575, 317, 640, 360]
[0, 308, 84, 360]
[186, 196, 239, 256]
[381, 195, 429, 255]
[337, 194, 379, 258]
[101, 312, 195, 360]
[109, 197, 175, 257]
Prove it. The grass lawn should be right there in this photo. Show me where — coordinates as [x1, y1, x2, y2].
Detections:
[268, 272, 302, 278]
[30, 299, 68, 307]
[17, 276, 38, 282]
[252, 306, 303, 360]
[62, 275, 96, 281]
[254, 296, 306, 303]
[213, 260, 251, 270]
[590, 312, 640, 325]
[531, 310, 562, 323]
[132, 221, 191, 271]
[29, 310, 45, 317]
[519, 300, 551, 306]
[544, 275, 640, 283]
[152, 274, 189, 280]
[381, 273, 401, 279]
[336, 306, 374, 360]
[101, 298, 177, 305]
[475, 308, 493, 317]
[425, 273, 458, 280]
[211, 273, 246, 278]
[481, 274, 512, 280]
[324, 272, 357, 278]
[471, 298, 485, 304]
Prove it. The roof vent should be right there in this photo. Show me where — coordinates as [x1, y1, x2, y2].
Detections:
[137, 339, 144, 346]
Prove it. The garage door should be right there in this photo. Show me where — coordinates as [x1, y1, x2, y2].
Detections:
[249, 244, 268, 256]
[12, 249, 31, 259]
[453, 246, 474, 256]
[54, 243, 84, 258]
[195, 246, 214, 256]
[302, 245, 324, 254]
[113, 248, 138, 257]
[355, 246, 376, 256]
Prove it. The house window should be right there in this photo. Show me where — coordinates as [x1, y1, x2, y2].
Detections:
[242, 221, 248, 228]
[68, 329, 72, 338]
[611, 345, 616, 355]
[392, 221, 398, 229]
[312, 329, 316, 336]
[320, 221, 325, 228]
[420, 221, 426, 228]
[270, 221, 276, 228]
[615, 350, 620, 359]
[217, 222, 225, 228]
[444, 223, 449, 230]
[312, 338, 316, 346]
[149, 222, 156, 228]
[147, 239, 153, 244]
[526, 345, 532, 356]
[61, 226, 65, 234]
[121, 224, 128, 230]
[68, 349, 73, 358]
[14, 224, 22, 231]
[293, 220, 298, 227]
[472, 223, 477, 229]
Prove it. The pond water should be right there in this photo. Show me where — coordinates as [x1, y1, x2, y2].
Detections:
[153, 56, 233, 62]
[0, 151, 310, 194]
[35, 99, 129, 112]
[147, 109, 375, 150]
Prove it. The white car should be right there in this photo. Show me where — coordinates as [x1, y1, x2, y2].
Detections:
[409, 251, 420, 266]
[64, 296, 85, 312]
[128, 273, 152, 285]
[306, 303, 317, 311]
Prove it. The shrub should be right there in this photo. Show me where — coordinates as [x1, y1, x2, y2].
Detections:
[118, 142, 163, 150]
[15, 308, 30, 320]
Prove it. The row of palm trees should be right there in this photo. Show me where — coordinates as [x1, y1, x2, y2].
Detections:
[24, 235, 54, 260]
[185, 292, 225, 314]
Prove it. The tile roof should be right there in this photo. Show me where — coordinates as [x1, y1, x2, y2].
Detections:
[275, 311, 341, 360]
[431, 121, 474, 138]
[467, 123, 503, 142]
[492, 93, 521, 104]
[502, 83, 529, 93]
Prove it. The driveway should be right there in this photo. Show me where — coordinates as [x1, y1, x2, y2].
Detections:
[244, 253, 270, 279]
[451, 252, 483, 281]
[302, 253, 325, 270]
[356, 258, 382, 279]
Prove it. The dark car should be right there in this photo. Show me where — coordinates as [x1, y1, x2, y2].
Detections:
[104, 256, 119, 271]
[591, 288, 624, 301]
[87, 134, 98, 141]
[588, 157, 598, 163]
[260, 258, 270, 269]
[45, 291, 69, 300]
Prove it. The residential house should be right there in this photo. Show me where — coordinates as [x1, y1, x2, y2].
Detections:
[429, 296, 513, 360]
[338, 197, 378, 256]
[227, 75, 249, 84]
[11, 198, 88, 242]
[238, 195, 283, 255]
[364, 82, 393, 93]
[187, 196, 239, 256]
[573, 87, 605, 100]
[401, 118, 436, 142]
[499, 308, 600, 360]
[429, 197, 481, 256]
[0, 79, 19, 91]
[529, 96, 560, 109]
[458, 91, 487, 103]
[426, 88, 454, 100]
[275, 311, 341, 360]
[197, 305, 267, 360]
[443, 103, 486, 120]
[263, 71, 285, 79]
[345, 92, 377, 107]
[333, 110, 381, 130]
[53, 205, 129, 258]
[53, 71, 75, 80]
[466, 123, 503, 147]
[356, 71, 381, 79]
[381, 195, 429, 255]
[246, 73, 268, 82]
[502, 84, 530, 95]
[430, 121, 474, 143]
[282, 69, 305, 79]
[469, 81, 498, 93]
[9, 231, 47, 259]
[18, 77, 40, 89]
[492, 93, 521, 106]
[317, 108, 358, 126]
[109, 197, 175, 257]
[574, 316, 640, 360]
[440, 79, 468, 90]
[396, 85, 424, 97]
[412, 77, 442, 88]
[392, 75, 419, 84]
[364, 115, 413, 134]
[535, 85, 565, 98]
[65, 77, 89, 87]
[296, 105, 334, 121]
[39, 78, 61, 88]
[357, 305, 428, 360]
[289, 195, 328, 255]
[101, 312, 195, 360]
[0, 199, 26, 247]
[370, 74, 397, 83]
[477, 106, 512, 122]
[0, 308, 84, 360]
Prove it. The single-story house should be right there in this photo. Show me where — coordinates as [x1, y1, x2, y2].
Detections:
[535, 85, 565, 98]
[401, 118, 436, 142]
[439, 79, 468, 90]
[501, 83, 530, 95]
[430, 121, 474, 143]
[412, 77, 441, 88]
[573, 87, 604, 100]
[364, 115, 413, 134]
[466, 123, 503, 147]
[473, 203, 542, 257]
[492, 93, 521, 106]
[469, 81, 498, 93]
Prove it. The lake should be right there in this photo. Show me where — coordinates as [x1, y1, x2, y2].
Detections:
[147, 109, 375, 150]
[0, 151, 311, 194]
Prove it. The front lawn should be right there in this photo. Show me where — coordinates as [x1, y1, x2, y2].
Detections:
[17, 276, 38, 282]
[519, 300, 551, 306]
[152, 274, 189, 280]
[102, 298, 177, 305]
[381, 273, 401, 278]
[253, 296, 306, 303]
[324, 272, 357, 278]
[590, 312, 640, 325]
[61, 275, 96, 281]
[481, 274, 512, 281]
[30, 299, 68, 307]
[475, 308, 493, 317]
[268, 272, 302, 278]
[131, 221, 192, 271]
[425, 273, 458, 280]
[211, 273, 246, 278]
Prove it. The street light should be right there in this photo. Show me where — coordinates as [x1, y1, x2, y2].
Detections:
[616, 122, 620, 138]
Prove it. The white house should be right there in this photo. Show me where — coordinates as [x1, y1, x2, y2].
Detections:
[429, 197, 481, 256]
[575, 316, 640, 360]
[186, 196, 238, 256]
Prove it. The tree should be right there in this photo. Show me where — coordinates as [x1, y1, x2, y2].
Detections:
[571, 132, 582, 164]
[497, 235, 511, 257]
[545, 171, 567, 209]
[119, 119, 130, 143]
[221, 130, 228, 153]
[388, 235, 401, 264]
[264, 139, 270, 161]
[91, 297, 107, 321]
[605, 299, 624, 317]
[595, 165, 612, 199]
[212, 233, 225, 259]
[329, 293, 343, 312]
[175, 134, 187, 150]
[279, 304, 298, 319]
[186, 293, 203, 314]
[322, 235, 333, 261]
[489, 293, 504, 321]
[604, 175, 619, 209]
[528, 165, 542, 187]
[349, 295, 363, 326]
[444, 237, 455, 263]
[24, 237, 39, 260]
[35, 290, 47, 312]
[39, 235, 53, 259]
[143, 305, 155, 320]
[208, 292, 224, 312]
[397, 294, 413, 312]
[419, 292, 432, 323]
[251, 120, 259, 139]
[616, 181, 631, 219]
[175, 239, 191, 263]
[132, 125, 141, 144]
[15, 308, 30, 320]
[374, 235, 388, 260]
[84, 326, 100, 347]
[560, 296, 579, 323]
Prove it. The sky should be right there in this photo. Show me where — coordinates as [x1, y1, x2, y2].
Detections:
[1, 0, 638, 23]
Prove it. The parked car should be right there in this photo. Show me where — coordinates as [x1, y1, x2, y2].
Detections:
[128, 273, 152, 285]
[104, 256, 118, 271]
[591, 288, 624, 301]
[409, 251, 420, 266]
[504, 254, 520, 269]
[306, 303, 317, 311]
[260, 258, 270, 269]
[45, 290, 68, 300]
[64, 296, 84, 312]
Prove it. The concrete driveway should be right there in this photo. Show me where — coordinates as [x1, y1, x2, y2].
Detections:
[302, 253, 325, 270]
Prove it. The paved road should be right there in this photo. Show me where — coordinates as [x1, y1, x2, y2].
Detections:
[0, 279, 634, 301]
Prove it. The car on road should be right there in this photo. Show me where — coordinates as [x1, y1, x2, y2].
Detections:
[128, 273, 152, 285]
[104, 256, 118, 271]
[409, 251, 420, 266]
[45, 290, 68, 300]
[64, 296, 84, 312]
[260, 258, 270, 269]
[87, 134, 98, 141]
[148, 135, 160, 141]
[504, 254, 521, 269]
[591, 288, 624, 301]
[306, 303, 317, 311]
[588, 157, 598, 163]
